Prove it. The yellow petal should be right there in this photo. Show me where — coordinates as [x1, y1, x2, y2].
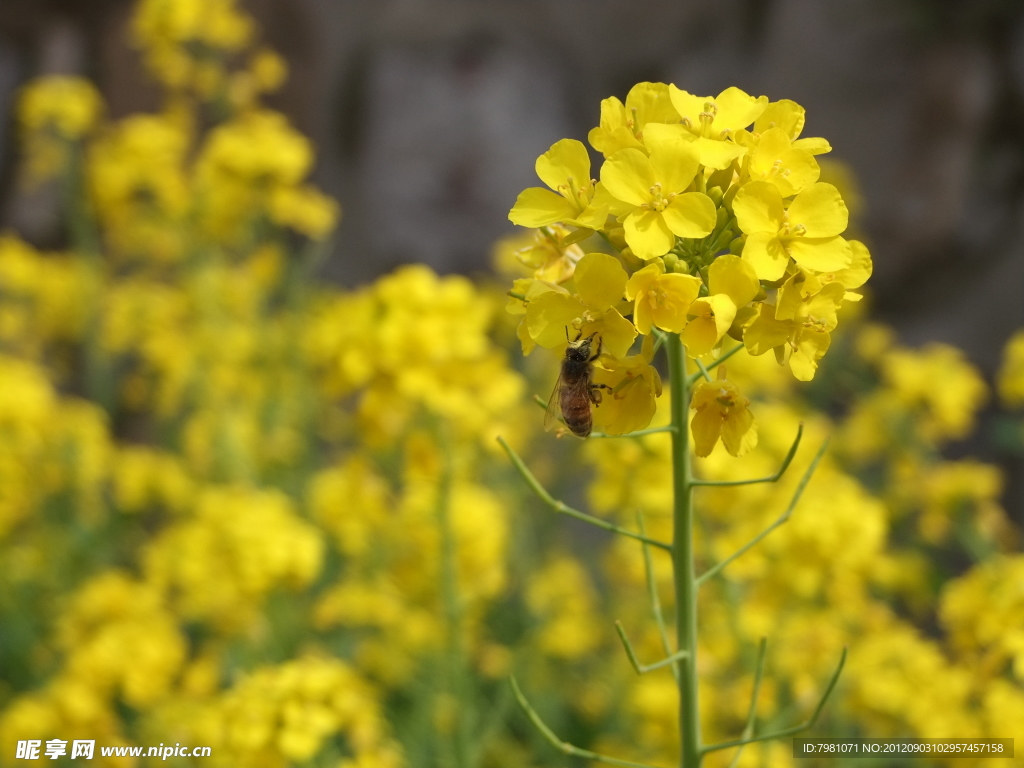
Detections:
[574, 252, 627, 311]
[662, 193, 716, 238]
[536, 138, 591, 195]
[721, 406, 757, 457]
[683, 295, 736, 357]
[802, 282, 846, 331]
[713, 86, 768, 133]
[743, 303, 791, 356]
[580, 308, 637, 359]
[741, 232, 788, 281]
[589, 125, 644, 157]
[509, 187, 577, 227]
[525, 291, 585, 348]
[792, 137, 832, 155]
[787, 182, 848, 237]
[790, 328, 831, 380]
[625, 262, 664, 299]
[754, 99, 805, 139]
[592, 356, 660, 435]
[749, 128, 819, 196]
[733, 181, 784, 234]
[827, 239, 872, 289]
[642, 122, 694, 155]
[625, 81, 680, 127]
[775, 270, 823, 321]
[601, 149, 655, 207]
[624, 209, 675, 259]
[708, 254, 759, 308]
[690, 404, 722, 458]
[651, 273, 702, 333]
[786, 236, 851, 273]
[693, 137, 747, 170]
[648, 136, 701, 192]
[667, 86, 706, 127]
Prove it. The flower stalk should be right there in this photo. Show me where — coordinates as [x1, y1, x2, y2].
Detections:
[666, 332, 701, 767]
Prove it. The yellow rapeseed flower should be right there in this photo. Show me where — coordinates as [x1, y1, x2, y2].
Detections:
[600, 130, 716, 259]
[681, 254, 760, 356]
[625, 260, 701, 334]
[689, 370, 757, 457]
[668, 85, 767, 169]
[733, 181, 851, 281]
[524, 252, 636, 357]
[509, 139, 604, 229]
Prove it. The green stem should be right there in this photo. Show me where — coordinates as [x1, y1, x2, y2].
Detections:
[436, 433, 472, 768]
[666, 333, 701, 768]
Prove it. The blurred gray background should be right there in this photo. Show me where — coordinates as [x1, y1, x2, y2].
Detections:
[2, 0, 1024, 367]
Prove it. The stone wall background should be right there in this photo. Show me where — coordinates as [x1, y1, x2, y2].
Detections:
[2, 0, 1024, 503]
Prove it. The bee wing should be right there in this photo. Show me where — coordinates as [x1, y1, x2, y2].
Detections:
[543, 374, 564, 432]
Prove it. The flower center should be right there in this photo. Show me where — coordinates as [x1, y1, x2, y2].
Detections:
[645, 182, 673, 213]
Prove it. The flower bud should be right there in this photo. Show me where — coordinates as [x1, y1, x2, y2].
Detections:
[729, 235, 746, 255]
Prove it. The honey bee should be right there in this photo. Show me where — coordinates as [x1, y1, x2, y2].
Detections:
[545, 331, 609, 438]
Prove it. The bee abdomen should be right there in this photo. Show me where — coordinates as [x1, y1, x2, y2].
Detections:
[562, 402, 592, 438]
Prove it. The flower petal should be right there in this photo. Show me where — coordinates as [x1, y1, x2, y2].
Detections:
[601, 148, 655, 207]
[733, 181, 784, 234]
[667, 86, 706, 127]
[721, 406, 757, 457]
[525, 291, 585, 349]
[536, 138, 591, 194]
[690, 405, 722, 458]
[574, 252, 627, 311]
[790, 329, 831, 381]
[713, 86, 768, 133]
[754, 99, 805, 139]
[580, 308, 637, 359]
[652, 273, 702, 332]
[662, 192, 716, 238]
[693, 137, 747, 170]
[792, 137, 832, 155]
[743, 303, 791, 356]
[648, 136, 701, 193]
[787, 235, 852, 273]
[742, 232, 788, 281]
[509, 187, 577, 227]
[787, 182, 848, 237]
[708, 254, 760, 308]
[625, 82, 680, 126]
[624, 209, 675, 259]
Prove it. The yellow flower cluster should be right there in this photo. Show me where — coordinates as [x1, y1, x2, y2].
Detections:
[17, 76, 102, 181]
[308, 265, 528, 445]
[506, 82, 871, 450]
[171, 656, 402, 768]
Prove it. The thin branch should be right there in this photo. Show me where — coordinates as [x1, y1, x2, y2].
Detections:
[696, 437, 828, 587]
[510, 677, 663, 768]
[686, 344, 744, 385]
[531, 395, 675, 439]
[692, 424, 803, 487]
[497, 437, 672, 551]
[726, 638, 767, 768]
[637, 512, 679, 682]
[694, 358, 713, 383]
[590, 425, 676, 439]
[701, 647, 847, 754]
[615, 620, 689, 674]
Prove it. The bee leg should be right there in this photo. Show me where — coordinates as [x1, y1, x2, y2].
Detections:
[589, 383, 611, 405]
[589, 335, 603, 361]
